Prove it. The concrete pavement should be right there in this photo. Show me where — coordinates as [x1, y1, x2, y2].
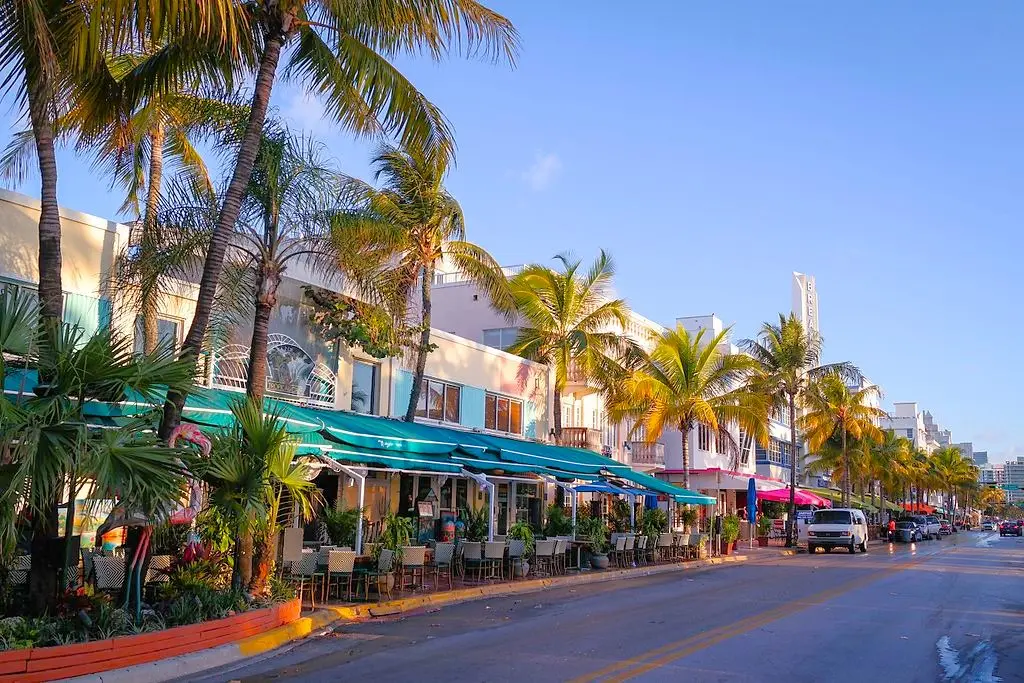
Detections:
[186, 531, 1024, 682]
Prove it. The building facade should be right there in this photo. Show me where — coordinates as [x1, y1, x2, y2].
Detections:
[792, 272, 818, 340]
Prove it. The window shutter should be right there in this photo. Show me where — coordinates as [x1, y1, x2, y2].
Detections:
[461, 386, 486, 428]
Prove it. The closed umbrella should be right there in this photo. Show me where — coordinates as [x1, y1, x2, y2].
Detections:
[747, 478, 758, 549]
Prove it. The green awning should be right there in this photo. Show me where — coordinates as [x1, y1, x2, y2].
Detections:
[320, 445, 462, 473]
[464, 432, 631, 477]
[313, 408, 476, 456]
[611, 469, 717, 505]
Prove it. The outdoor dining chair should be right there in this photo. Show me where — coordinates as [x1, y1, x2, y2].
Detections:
[623, 535, 636, 567]
[325, 550, 357, 601]
[290, 551, 324, 609]
[462, 541, 484, 581]
[612, 536, 628, 567]
[361, 549, 395, 602]
[431, 542, 455, 591]
[689, 534, 705, 559]
[80, 549, 97, 586]
[533, 539, 556, 576]
[553, 538, 567, 575]
[506, 539, 525, 581]
[635, 535, 648, 566]
[676, 534, 691, 560]
[399, 546, 428, 591]
[483, 542, 506, 581]
[657, 533, 673, 562]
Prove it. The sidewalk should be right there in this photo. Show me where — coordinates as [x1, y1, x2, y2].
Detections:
[71, 554, 750, 683]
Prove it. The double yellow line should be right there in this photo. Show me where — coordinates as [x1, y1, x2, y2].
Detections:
[571, 558, 921, 682]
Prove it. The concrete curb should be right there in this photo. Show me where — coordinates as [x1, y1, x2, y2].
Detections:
[70, 555, 749, 682]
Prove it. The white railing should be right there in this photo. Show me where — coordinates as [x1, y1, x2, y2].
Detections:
[211, 334, 336, 409]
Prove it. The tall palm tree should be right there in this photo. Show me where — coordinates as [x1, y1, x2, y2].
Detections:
[162, 0, 519, 439]
[608, 325, 769, 490]
[506, 251, 640, 440]
[742, 313, 860, 546]
[931, 446, 977, 516]
[334, 144, 512, 421]
[799, 375, 885, 507]
[867, 431, 913, 517]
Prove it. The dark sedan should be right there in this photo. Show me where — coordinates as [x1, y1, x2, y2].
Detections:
[999, 521, 1022, 537]
[894, 521, 923, 542]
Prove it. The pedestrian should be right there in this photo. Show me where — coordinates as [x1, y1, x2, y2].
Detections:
[887, 517, 896, 542]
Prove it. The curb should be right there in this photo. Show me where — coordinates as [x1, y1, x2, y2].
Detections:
[71, 555, 748, 682]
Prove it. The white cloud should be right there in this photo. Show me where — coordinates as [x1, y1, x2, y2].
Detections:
[521, 152, 562, 191]
[280, 91, 329, 135]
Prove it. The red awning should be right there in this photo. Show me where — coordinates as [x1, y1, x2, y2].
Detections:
[902, 502, 935, 514]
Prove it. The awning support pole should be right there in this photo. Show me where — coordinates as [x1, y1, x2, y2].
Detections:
[461, 470, 495, 541]
[332, 463, 367, 555]
[630, 494, 636, 532]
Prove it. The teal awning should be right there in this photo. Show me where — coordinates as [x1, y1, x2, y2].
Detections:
[320, 445, 462, 473]
[612, 468, 717, 505]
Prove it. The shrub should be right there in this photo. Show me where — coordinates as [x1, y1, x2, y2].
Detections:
[319, 506, 363, 547]
[543, 504, 573, 537]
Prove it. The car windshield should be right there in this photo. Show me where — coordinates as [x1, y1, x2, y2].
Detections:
[896, 522, 915, 528]
[812, 511, 852, 524]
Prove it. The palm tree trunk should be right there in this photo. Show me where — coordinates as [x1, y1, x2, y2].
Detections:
[786, 393, 797, 547]
[680, 424, 691, 490]
[28, 73, 62, 323]
[841, 426, 849, 507]
[405, 264, 434, 421]
[26, 70, 62, 615]
[159, 28, 288, 440]
[552, 388, 562, 441]
[140, 119, 166, 354]
[245, 265, 280, 404]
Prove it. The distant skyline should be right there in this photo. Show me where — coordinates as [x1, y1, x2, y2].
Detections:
[2, 3, 1020, 462]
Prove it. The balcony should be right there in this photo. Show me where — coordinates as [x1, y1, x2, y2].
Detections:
[627, 441, 665, 469]
[564, 362, 602, 396]
[560, 427, 603, 452]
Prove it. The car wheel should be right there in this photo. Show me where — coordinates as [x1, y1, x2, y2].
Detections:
[860, 540, 868, 552]
[849, 541, 856, 554]
[808, 544, 816, 554]
[824, 546, 832, 553]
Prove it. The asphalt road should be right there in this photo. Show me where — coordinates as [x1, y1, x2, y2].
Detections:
[198, 531, 1024, 683]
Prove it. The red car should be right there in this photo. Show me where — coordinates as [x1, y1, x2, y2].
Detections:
[999, 521, 1022, 537]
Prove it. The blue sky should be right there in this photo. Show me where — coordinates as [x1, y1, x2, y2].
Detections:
[3, 3, 1022, 462]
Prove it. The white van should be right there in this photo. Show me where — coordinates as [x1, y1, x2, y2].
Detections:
[807, 508, 869, 554]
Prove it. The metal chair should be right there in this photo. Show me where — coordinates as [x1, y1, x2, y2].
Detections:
[533, 539, 556, 576]
[462, 542, 484, 581]
[553, 538, 567, 575]
[7, 555, 30, 588]
[362, 549, 395, 602]
[290, 552, 324, 609]
[484, 542, 506, 581]
[635, 535, 648, 565]
[399, 546, 428, 591]
[623, 535, 636, 567]
[94, 556, 125, 594]
[431, 542, 456, 591]
[612, 536, 628, 567]
[657, 533, 673, 562]
[506, 539, 526, 580]
[325, 550, 356, 601]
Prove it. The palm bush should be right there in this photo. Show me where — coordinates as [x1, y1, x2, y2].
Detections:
[376, 513, 414, 562]
[459, 506, 489, 542]
[319, 506, 364, 548]
[543, 505, 574, 537]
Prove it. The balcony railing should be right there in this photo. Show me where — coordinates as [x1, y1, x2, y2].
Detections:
[628, 441, 665, 467]
[560, 427, 603, 452]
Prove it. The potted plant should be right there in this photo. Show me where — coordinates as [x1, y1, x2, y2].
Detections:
[507, 522, 535, 576]
[680, 507, 699, 533]
[720, 514, 740, 555]
[543, 504, 574, 537]
[374, 512, 413, 591]
[319, 505, 364, 548]
[459, 506, 489, 542]
[576, 516, 610, 569]
[756, 516, 772, 547]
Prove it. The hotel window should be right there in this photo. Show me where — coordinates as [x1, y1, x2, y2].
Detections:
[482, 327, 520, 350]
[415, 379, 461, 423]
[714, 431, 727, 454]
[350, 360, 379, 414]
[133, 315, 181, 355]
[698, 424, 711, 451]
[739, 429, 752, 465]
[485, 392, 523, 435]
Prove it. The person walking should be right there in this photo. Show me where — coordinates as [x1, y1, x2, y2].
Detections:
[887, 517, 896, 543]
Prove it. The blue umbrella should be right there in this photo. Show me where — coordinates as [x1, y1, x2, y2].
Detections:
[747, 478, 758, 547]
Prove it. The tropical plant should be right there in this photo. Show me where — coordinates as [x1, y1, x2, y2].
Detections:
[333, 144, 513, 421]
[375, 512, 414, 562]
[930, 446, 978, 516]
[742, 313, 860, 546]
[864, 431, 913, 515]
[199, 398, 320, 592]
[507, 251, 642, 439]
[679, 506, 699, 531]
[608, 324, 769, 490]
[721, 514, 741, 544]
[798, 375, 886, 507]
[460, 506, 489, 542]
[506, 522, 535, 556]
[639, 507, 668, 540]
[319, 505, 364, 548]
[756, 515, 772, 537]
[575, 515, 608, 555]
[609, 498, 632, 533]
[161, 0, 519, 439]
[543, 504, 574, 538]
[0, 290, 196, 613]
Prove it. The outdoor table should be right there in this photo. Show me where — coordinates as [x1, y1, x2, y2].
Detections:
[567, 539, 586, 571]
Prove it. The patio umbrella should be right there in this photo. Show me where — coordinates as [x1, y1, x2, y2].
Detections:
[747, 478, 758, 549]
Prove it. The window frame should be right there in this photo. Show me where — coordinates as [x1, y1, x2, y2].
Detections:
[133, 314, 183, 355]
[350, 359, 380, 415]
[415, 378, 462, 424]
[484, 390, 524, 435]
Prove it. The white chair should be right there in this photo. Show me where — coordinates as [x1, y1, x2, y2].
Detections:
[399, 546, 428, 591]
[657, 533, 673, 562]
[534, 539, 556, 576]
[484, 542, 505, 580]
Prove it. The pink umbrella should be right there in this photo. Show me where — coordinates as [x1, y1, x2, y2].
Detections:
[757, 487, 824, 506]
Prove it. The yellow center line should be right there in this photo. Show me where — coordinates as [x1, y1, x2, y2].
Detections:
[571, 558, 922, 683]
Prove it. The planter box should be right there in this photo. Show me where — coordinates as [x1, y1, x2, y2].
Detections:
[0, 598, 300, 683]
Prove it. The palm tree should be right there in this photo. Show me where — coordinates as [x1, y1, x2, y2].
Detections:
[931, 446, 977, 516]
[506, 251, 641, 440]
[799, 375, 885, 507]
[162, 0, 519, 439]
[867, 431, 913, 517]
[608, 325, 769, 490]
[335, 144, 512, 421]
[0, 290, 196, 613]
[742, 313, 860, 546]
[235, 123, 343, 403]
[199, 398, 320, 592]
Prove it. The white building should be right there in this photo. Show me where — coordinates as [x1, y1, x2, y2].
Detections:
[792, 272, 819, 340]
[979, 463, 1004, 486]
[1003, 458, 1024, 504]
[880, 402, 930, 451]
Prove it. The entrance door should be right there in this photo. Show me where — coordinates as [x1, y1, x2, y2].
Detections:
[497, 483, 510, 534]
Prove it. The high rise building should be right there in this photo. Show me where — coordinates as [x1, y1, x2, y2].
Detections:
[1003, 458, 1024, 503]
[792, 272, 819, 339]
[954, 442, 974, 462]
[974, 451, 989, 466]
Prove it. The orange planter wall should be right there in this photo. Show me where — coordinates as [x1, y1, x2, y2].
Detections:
[0, 598, 300, 683]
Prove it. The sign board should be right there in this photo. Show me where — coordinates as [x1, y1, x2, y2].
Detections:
[1000, 484, 1019, 491]
[796, 510, 814, 521]
[417, 501, 434, 517]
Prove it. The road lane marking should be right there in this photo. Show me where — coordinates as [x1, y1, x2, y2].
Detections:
[570, 558, 923, 683]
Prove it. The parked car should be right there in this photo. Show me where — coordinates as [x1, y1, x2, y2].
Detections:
[908, 515, 940, 540]
[982, 520, 995, 531]
[939, 520, 952, 535]
[999, 521, 1022, 537]
[807, 508, 870, 554]
[894, 520, 923, 543]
